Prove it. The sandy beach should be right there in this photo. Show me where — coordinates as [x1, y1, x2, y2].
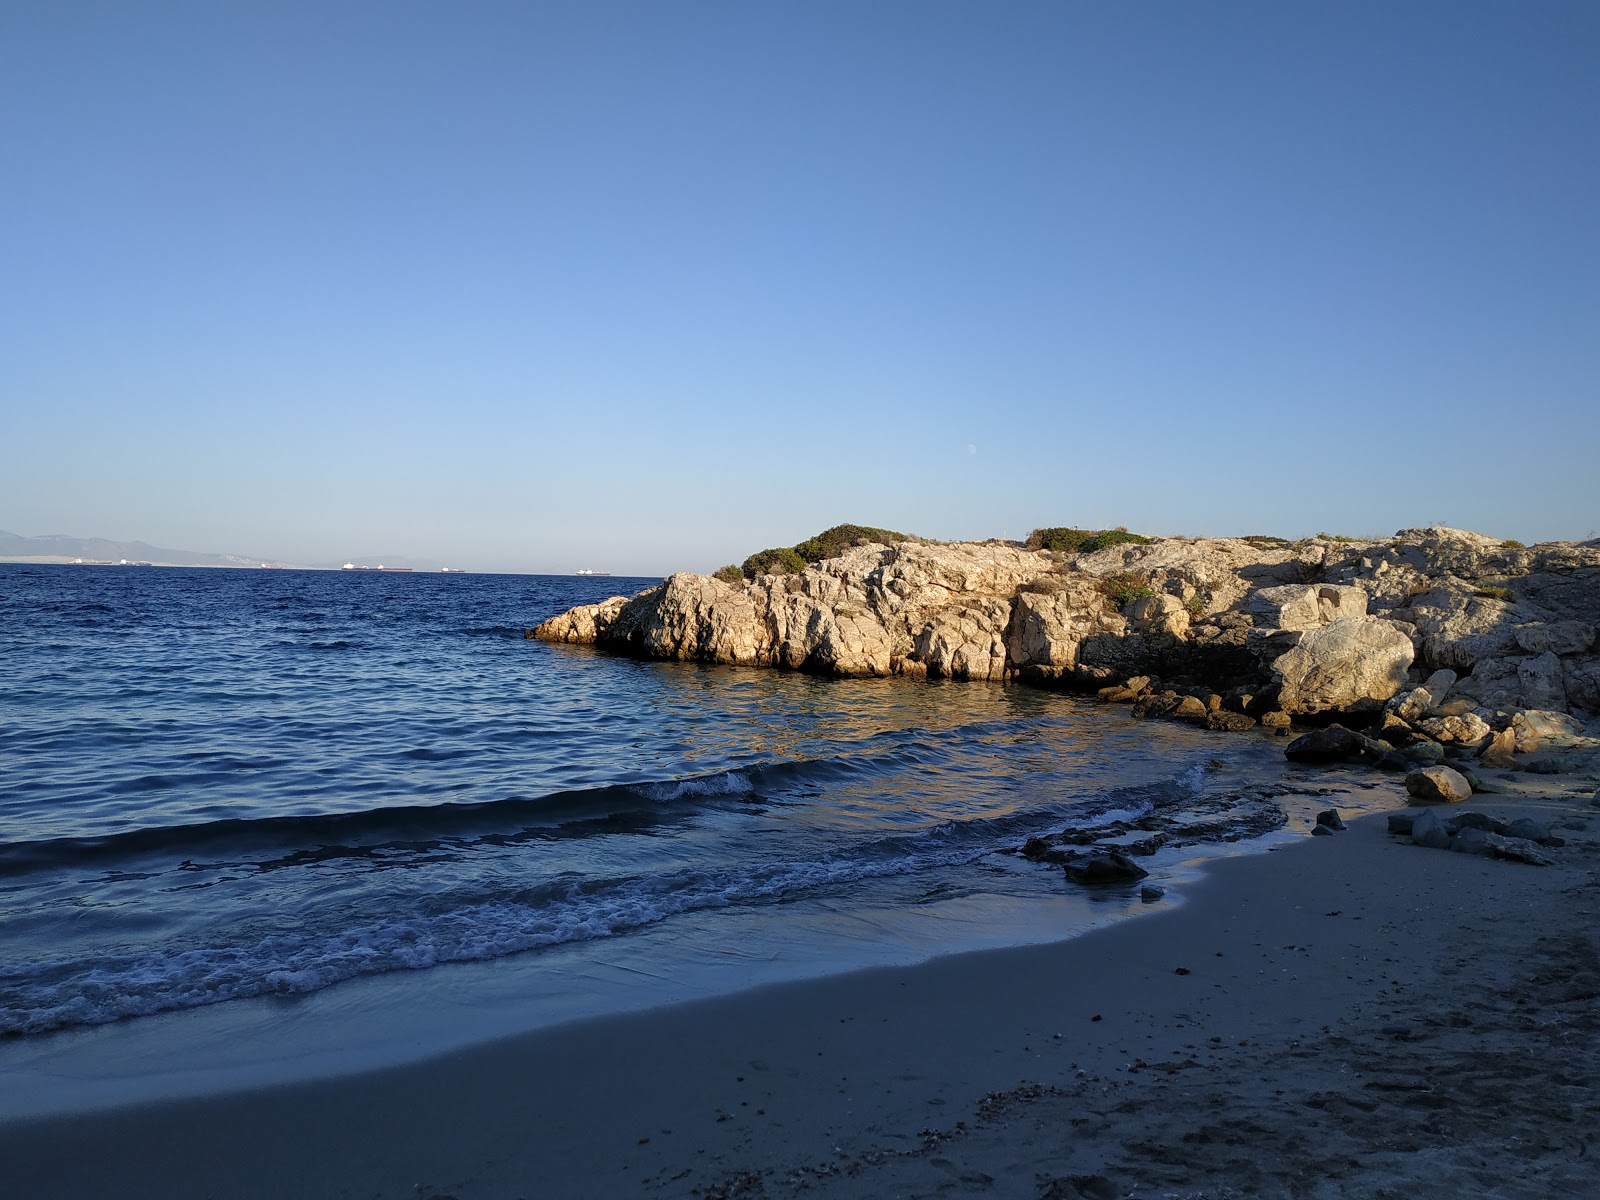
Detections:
[4, 769, 1597, 1199]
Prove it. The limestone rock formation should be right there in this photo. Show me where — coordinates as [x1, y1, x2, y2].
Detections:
[531, 527, 1600, 739]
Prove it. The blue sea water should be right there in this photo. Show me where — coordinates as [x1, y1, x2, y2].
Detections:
[0, 563, 1361, 1053]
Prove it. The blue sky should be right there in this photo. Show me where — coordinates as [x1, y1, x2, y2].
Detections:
[3, 1, 1595, 573]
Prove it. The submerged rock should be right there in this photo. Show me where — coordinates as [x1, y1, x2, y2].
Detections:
[1284, 725, 1387, 765]
[1063, 852, 1150, 886]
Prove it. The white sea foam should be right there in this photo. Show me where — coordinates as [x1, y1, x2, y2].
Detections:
[635, 771, 755, 802]
[0, 794, 1162, 1036]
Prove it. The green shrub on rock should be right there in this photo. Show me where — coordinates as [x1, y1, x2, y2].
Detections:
[792, 524, 910, 562]
[741, 547, 809, 579]
[1099, 573, 1155, 609]
[713, 565, 746, 585]
[1026, 526, 1153, 554]
[1475, 584, 1516, 603]
[1080, 527, 1153, 554]
[1026, 527, 1095, 553]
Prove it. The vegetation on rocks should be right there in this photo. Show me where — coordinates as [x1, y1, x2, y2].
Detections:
[1026, 526, 1154, 554]
[740, 547, 809, 578]
[1098, 572, 1155, 609]
[1476, 584, 1516, 603]
[713, 565, 746, 585]
[741, 524, 913, 579]
[792, 524, 911, 562]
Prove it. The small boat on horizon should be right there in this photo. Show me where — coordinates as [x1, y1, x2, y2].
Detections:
[574, 569, 611, 576]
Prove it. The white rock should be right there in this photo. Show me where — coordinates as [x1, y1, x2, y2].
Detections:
[1272, 618, 1415, 715]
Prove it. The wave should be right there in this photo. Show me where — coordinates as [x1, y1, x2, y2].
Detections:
[0, 780, 1186, 1036]
[0, 764, 811, 874]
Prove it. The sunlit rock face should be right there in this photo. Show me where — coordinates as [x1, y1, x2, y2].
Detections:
[533, 529, 1600, 723]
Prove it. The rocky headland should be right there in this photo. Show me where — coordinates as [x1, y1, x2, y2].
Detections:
[535, 526, 1600, 778]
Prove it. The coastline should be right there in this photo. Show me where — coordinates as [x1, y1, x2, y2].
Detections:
[6, 776, 1596, 1199]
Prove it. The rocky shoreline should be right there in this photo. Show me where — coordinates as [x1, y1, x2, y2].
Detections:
[536, 525, 1597, 756]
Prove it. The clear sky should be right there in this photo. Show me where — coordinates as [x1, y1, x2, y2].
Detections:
[3, 1, 1596, 574]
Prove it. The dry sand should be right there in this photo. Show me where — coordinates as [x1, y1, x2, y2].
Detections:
[4, 775, 1598, 1200]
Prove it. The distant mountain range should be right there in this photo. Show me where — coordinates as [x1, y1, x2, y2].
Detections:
[0, 531, 451, 571]
[0, 530, 275, 567]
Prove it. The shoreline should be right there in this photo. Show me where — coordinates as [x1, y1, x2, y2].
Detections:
[6, 776, 1596, 1198]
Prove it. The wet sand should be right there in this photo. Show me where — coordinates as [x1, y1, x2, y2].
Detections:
[4, 776, 1598, 1199]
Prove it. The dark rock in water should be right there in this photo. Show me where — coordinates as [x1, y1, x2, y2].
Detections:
[1064, 852, 1150, 885]
[1387, 811, 1417, 836]
[1206, 709, 1256, 733]
[1140, 884, 1166, 902]
[1311, 824, 1334, 836]
[1133, 691, 1184, 719]
[1315, 809, 1346, 831]
[1285, 725, 1385, 764]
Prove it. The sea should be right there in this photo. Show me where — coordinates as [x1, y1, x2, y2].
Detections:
[0, 563, 1387, 1115]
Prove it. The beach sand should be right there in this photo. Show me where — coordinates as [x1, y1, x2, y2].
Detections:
[5, 775, 1598, 1200]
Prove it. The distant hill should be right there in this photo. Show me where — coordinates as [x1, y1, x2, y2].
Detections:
[0, 530, 274, 568]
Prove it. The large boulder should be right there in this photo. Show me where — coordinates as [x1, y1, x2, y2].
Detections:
[1245, 584, 1367, 632]
[1405, 766, 1473, 804]
[1272, 618, 1414, 715]
[1515, 621, 1596, 656]
[1004, 581, 1118, 678]
[913, 598, 1012, 680]
[1409, 589, 1524, 670]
